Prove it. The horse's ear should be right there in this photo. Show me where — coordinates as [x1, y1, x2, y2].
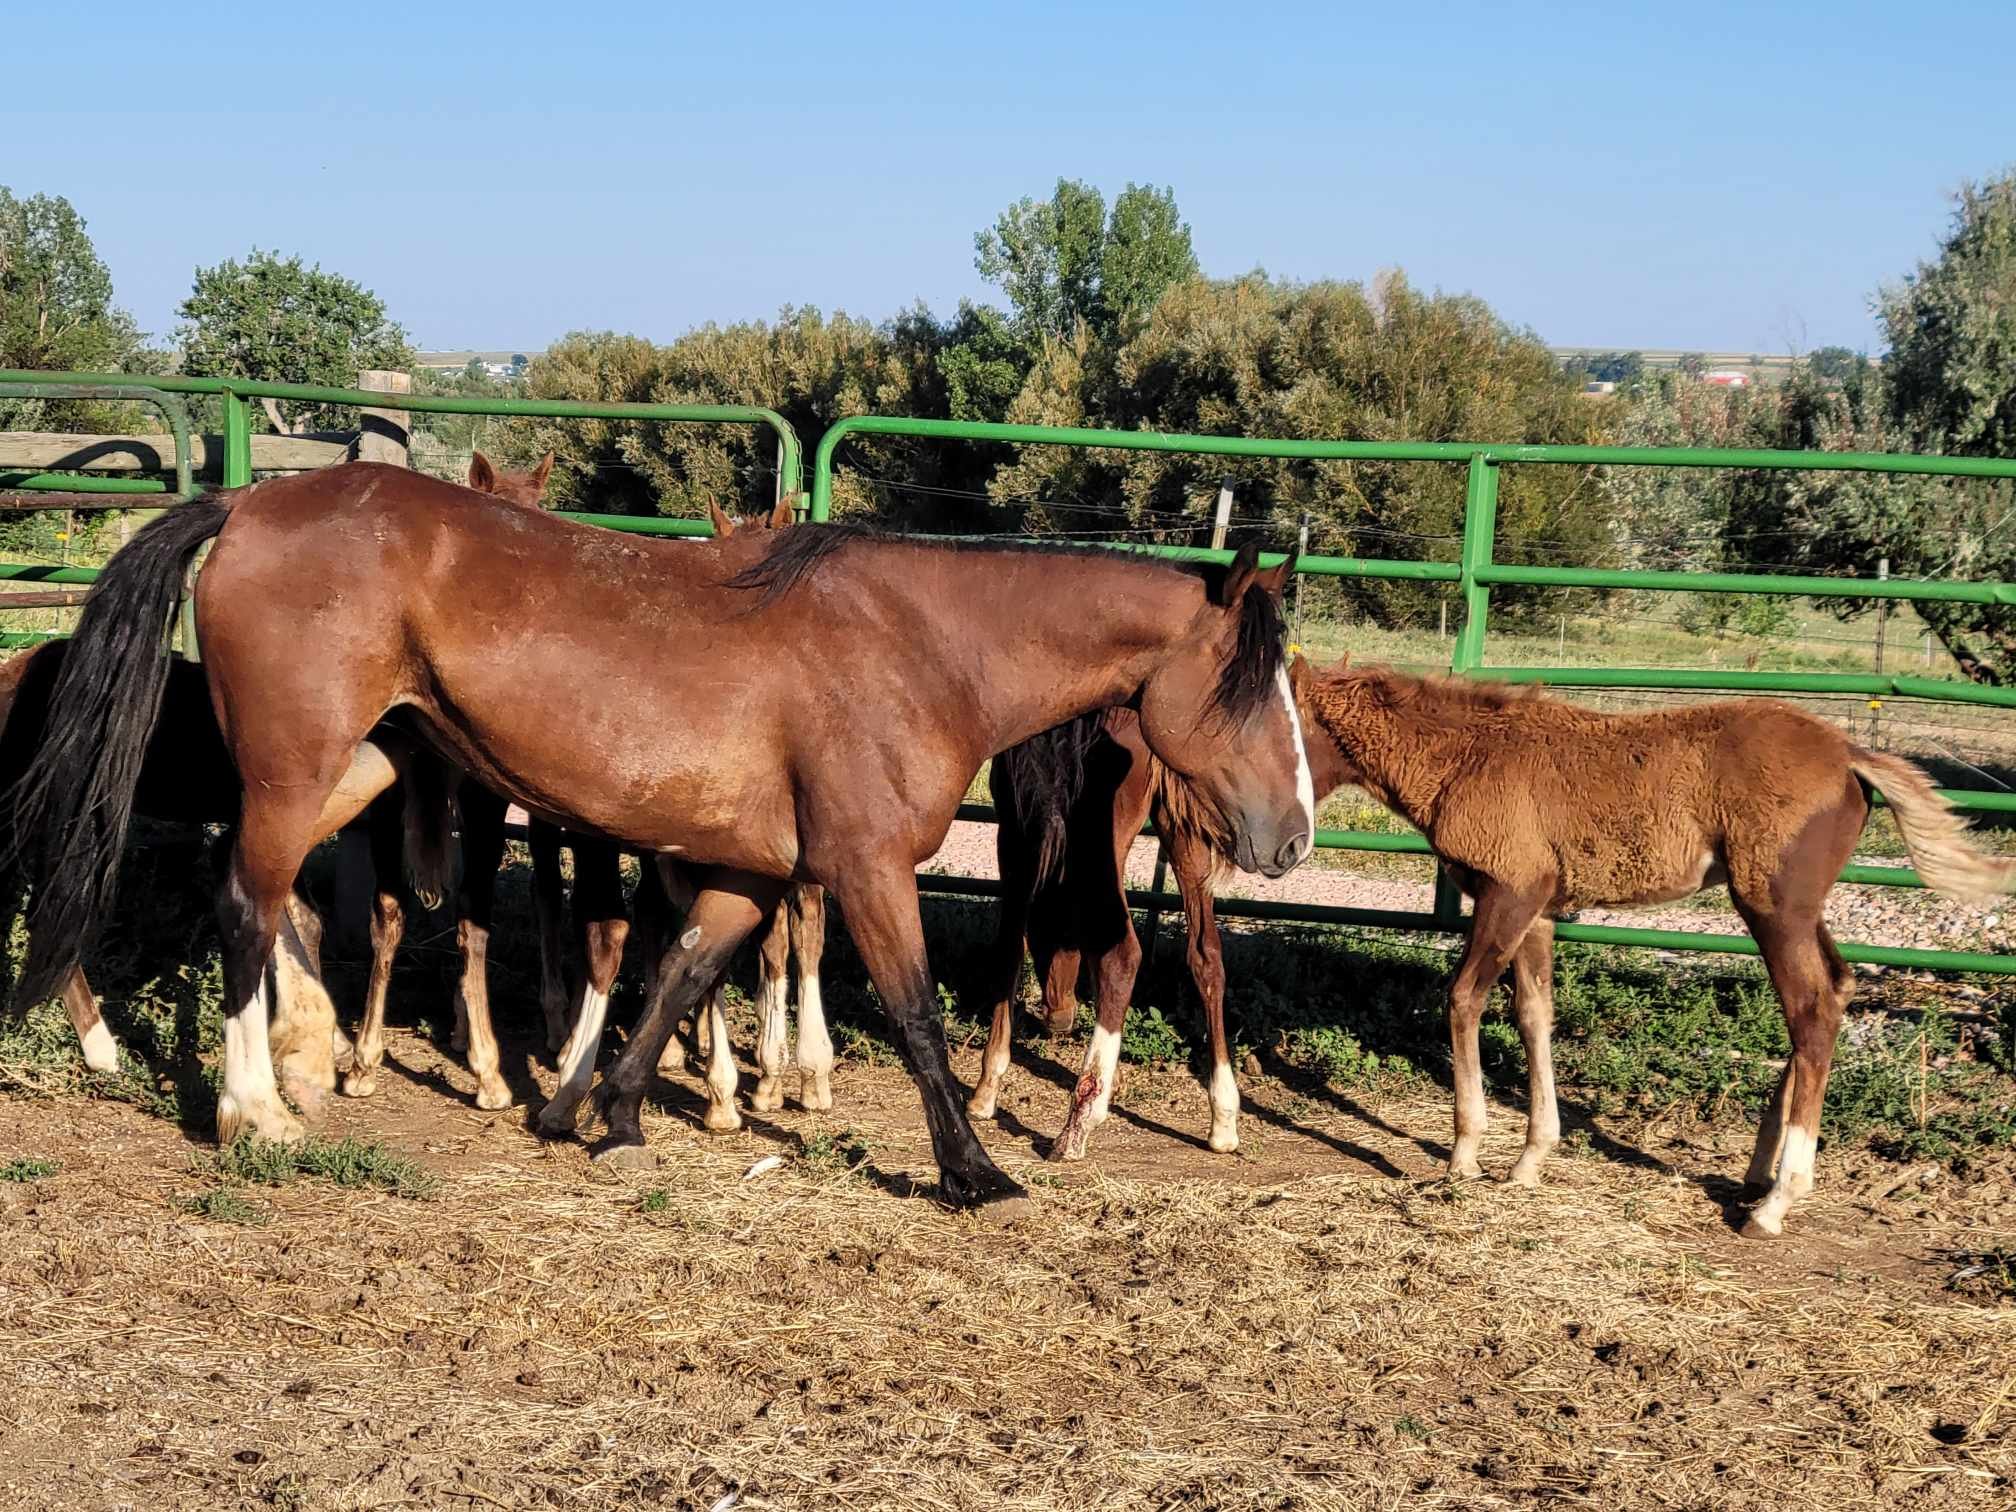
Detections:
[1254, 550, 1297, 600]
[766, 494, 797, 530]
[707, 498, 736, 537]
[467, 450, 497, 494]
[1288, 652, 1313, 697]
[530, 452, 555, 495]
[1219, 541, 1264, 607]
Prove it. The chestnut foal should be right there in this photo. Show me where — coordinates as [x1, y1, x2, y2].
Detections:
[1303, 659, 2016, 1238]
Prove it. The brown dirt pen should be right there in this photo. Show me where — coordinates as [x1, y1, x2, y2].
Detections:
[3, 1005, 2016, 1511]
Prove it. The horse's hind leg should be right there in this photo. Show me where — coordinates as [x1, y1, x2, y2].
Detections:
[529, 819, 570, 1055]
[1051, 876, 1141, 1163]
[60, 970, 120, 1074]
[1740, 914, 1851, 1238]
[215, 799, 333, 1145]
[341, 794, 406, 1100]
[1445, 879, 1545, 1179]
[970, 792, 1036, 1120]
[1506, 919, 1561, 1186]
[750, 895, 793, 1113]
[453, 784, 513, 1110]
[536, 838, 628, 1135]
[792, 885, 833, 1111]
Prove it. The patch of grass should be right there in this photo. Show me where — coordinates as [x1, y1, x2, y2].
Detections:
[1393, 1414, 1433, 1442]
[204, 1135, 436, 1199]
[178, 1187, 268, 1225]
[0, 1156, 57, 1181]
[799, 1129, 870, 1176]
[638, 1188, 671, 1213]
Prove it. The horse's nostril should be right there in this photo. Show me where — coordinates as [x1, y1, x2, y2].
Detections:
[1277, 833, 1311, 870]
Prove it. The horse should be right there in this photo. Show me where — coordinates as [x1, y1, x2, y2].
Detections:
[969, 688, 1351, 1160]
[13, 462, 1313, 1216]
[1301, 658, 2016, 1238]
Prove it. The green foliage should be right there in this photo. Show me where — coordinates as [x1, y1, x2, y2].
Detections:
[990, 270, 1607, 627]
[0, 187, 147, 429]
[204, 1134, 436, 1198]
[178, 1187, 268, 1225]
[0, 1156, 57, 1181]
[176, 249, 413, 431]
[638, 1188, 672, 1213]
[1566, 351, 1644, 384]
[1807, 345, 1867, 382]
[798, 1129, 870, 1175]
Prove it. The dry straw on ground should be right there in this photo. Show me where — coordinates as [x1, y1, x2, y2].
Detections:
[1, 1029, 2014, 1511]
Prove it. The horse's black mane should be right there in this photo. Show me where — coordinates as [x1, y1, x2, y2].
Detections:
[724, 522, 1289, 730]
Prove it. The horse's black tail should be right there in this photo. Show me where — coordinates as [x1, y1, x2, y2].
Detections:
[10, 498, 232, 1007]
[993, 710, 1108, 888]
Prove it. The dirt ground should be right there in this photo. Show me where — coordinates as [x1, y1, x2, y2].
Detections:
[1, 1020, 2014, 1512]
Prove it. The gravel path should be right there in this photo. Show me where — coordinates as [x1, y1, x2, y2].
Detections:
[919, 821, 2015, 959]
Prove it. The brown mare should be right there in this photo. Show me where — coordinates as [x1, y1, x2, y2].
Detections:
[13, 464, 1314, 1213]
[1302, 659, 2016, 1237]
[970, 695, 1350, 1160]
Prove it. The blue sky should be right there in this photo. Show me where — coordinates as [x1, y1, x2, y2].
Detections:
[7, 1, 2011, 355]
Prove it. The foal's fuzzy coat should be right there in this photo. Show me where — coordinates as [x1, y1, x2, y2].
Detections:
[1304, 660, 2016, 1237]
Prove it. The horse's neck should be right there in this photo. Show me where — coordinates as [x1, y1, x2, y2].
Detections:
[925, 551, 1204, 758]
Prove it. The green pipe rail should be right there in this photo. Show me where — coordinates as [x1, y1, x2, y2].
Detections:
[5, 370, 2016, 977]
[815, 412, 2016, 976]
[0, 369, 801, 505]
[0, 381, 196, 504]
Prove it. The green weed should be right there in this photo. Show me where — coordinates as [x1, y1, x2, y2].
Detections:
[799, 1129, 870, 1175]
[0, 1156, 57, 1181]
[204, 1135, 436, 1199]
[178, 1187, 268, 1225]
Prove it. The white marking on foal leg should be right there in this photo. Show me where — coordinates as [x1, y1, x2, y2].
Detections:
[1744, 1065, 1794, 1194]
[1051, 1024, 1122, 1162]
[78, 1020, 119, 1075]
[537, 985, 609, 1135]
[1207, 1056, 1241, 1154]
[269, 928, 338, 1122]
[1276, 665, 1316, 849]
[703, 982, 741, 1132]
[1744, 1124, 1817, 1239]
[796, 976, 834, 1112]
[216, 979, 303, 1145]
[750, 971, 789, 1113]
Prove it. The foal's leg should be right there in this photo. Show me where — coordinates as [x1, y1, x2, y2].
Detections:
[590, 870, 780, 1163]
[1049, 860, 1142, 1164]
[536, 838, 629, 1134]
[749, 896, 793, 1114]
[1740, 915, 1851, 1238]
[1445, 880, 1546, 1179]
[340, 795, 406, 1100]
[700, 975, 741, 1131]
[453, 785, 513, 1110]
[60, 970, 121, 1074]
[529, 819, 571, 1055]
[1170, 828, 1235, 1153]
[1506, 919, 1561, 1187]
[792, 885, 834, 1111]
[633, 862, 687, 1075]
[268, 891, 339, 1122]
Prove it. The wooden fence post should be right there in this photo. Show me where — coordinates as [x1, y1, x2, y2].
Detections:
[333, 369, 414, 950]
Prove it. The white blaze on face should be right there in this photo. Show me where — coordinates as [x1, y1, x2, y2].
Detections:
[1275, 665, 1316, 843]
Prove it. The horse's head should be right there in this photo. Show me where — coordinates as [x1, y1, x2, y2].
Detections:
[467, 450, 555, 508]
[1137, 543, 1314, 878]
[707, 496, 797, 536]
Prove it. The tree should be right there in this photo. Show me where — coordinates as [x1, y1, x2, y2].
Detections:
[1807, 345, 1867, 382]
[975, 179, 1198, 349]
[0, 188, 146, 427]
[1566, 351, 1644, 384]
[176, 249, 413, 431]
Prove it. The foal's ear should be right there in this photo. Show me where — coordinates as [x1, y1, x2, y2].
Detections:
[530, 452, 555, 495]
[766, 494, 797, 530]
[707, 497, 736, 537]
[467, 450, 498, 494]
[1288, 653, 1313, 698]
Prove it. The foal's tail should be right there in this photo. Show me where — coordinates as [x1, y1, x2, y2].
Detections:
[9, 498, 232, 1007]
[1849, 746, 2016, 904]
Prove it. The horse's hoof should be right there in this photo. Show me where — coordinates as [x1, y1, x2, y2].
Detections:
[703, 1104, 743, 1134]
[1740, 1209, 1785, 1240]
[535, 1103, 579, 1139]
[750, 1083, 785, 1114]
[966, 1089, 998, 1121]
[946, 1173, 1033, 1225]
[968, 1192, 1034, 1227]
[340, 1071, 377, 1100]
[1507, 1163, 1544, 1189]
[799, 1077, 833, 1113]
[590, 1138, 656, 1171]
[473, 1080, 514, 1112]
[1048, 1127, 1090, 1164]
[1446, 1159, 1484, 1181]
[1207, 1127, 1240, 1155]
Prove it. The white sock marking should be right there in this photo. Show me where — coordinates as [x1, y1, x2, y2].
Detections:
[79, 1020, 119, 1074]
